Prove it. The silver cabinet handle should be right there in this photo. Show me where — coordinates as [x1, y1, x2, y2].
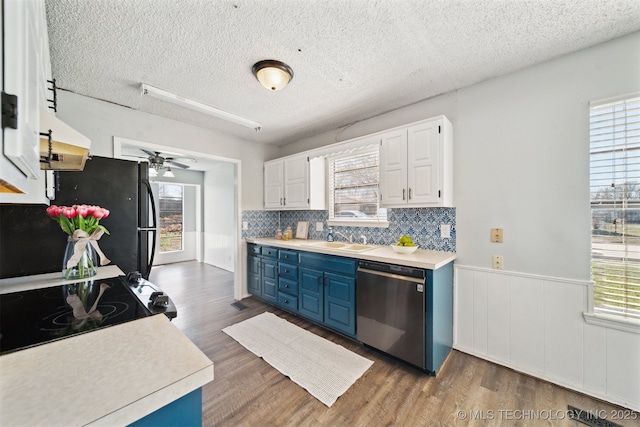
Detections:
[402, 189, 406, 200]
[408, 188, 412, 200]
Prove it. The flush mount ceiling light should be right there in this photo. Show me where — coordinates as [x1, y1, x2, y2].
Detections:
[252, 60, 293, 91]
[141, 83, 261, 132]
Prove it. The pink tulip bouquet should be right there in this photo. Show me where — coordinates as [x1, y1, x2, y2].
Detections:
[46, 204, 111, 236]
[46, 205, 111, 279]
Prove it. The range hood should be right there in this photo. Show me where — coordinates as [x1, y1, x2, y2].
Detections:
[39, 110, 91, 171]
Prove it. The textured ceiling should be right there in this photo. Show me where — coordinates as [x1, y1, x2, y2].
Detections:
[46, 0, 640, 147]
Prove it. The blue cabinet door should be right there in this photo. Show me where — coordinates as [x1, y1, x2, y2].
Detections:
[247, 256, 261, 296]
[324, 272, 355, 337]
[261, 258, 278, 303]
[299, 267, 324, 323]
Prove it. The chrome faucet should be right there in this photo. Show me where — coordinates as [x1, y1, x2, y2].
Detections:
[360, 235, 367, 245]
[334, 231, 353, 243]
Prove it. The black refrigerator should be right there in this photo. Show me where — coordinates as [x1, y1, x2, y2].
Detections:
[0, 156, 157, 279]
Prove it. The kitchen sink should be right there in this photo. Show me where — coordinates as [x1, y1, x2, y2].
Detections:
[304, 241, 347, 249]
[340, 244, 374, 252]
[303, 241, 375, 252]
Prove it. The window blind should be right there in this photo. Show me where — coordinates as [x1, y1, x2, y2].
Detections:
[590, 94, 640, 319]
[328, 148, 387, 222]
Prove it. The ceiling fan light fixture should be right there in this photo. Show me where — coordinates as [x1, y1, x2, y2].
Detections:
[149, 167, 158, 177]
[252, 60, 293, 91]
[163, 168, 175, 178]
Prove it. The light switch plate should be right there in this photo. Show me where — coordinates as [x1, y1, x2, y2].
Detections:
[440, 224, 451, 238]
[316, 222, 324, 231]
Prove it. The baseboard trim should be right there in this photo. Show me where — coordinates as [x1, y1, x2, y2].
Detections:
[453, 344, 639, 412]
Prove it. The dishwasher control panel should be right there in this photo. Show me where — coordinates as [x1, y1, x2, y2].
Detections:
[357, 260, 425, 279]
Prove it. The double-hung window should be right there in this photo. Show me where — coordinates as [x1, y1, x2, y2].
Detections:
[327, 147, 388, 227]
[589, 93, 640, 322]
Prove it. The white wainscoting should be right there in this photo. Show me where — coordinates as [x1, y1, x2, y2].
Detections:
[203, 232, 234, 273]
[454, 265, 640, 411]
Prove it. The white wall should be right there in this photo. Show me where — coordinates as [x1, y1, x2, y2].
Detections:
[280, 32, 640, 410]
[56, 91, 277, 211]
[203, 163, 235, 272]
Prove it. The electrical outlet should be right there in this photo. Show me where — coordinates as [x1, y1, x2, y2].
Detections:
[315, 222, 324, 232]
[242, 221, 248, 230]
[493, 255, 504, 270]
[491, 228, 504, 243]
[440, 224, 451, 238]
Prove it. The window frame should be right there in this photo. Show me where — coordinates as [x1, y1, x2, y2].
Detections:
[157, 182, 185, 254]
[585, 92, 640, 333]
[326, 147, 389, 228]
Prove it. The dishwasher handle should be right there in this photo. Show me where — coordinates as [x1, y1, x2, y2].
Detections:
[357, 267, 425, 284]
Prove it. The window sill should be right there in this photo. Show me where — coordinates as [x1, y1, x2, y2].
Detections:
[326, 220, 389, 228]
[583, 312, 640, 334]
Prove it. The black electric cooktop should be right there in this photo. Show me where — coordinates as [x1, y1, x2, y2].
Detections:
[0, 276, 154, 355]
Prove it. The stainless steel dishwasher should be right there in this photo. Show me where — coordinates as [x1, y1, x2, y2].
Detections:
[356, 260, 426, 369]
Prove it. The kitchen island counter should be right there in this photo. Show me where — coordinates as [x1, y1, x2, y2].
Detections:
[0, 268, 214, 426]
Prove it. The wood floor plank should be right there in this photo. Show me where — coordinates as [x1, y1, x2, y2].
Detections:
[150, 261, 638, 426]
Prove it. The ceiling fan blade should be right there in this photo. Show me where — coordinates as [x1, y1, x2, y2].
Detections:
[165, 160, 190, 169]
[140, 149, 157, 157]
[121, 153, 150, 160]
[166, 156, 197, 163]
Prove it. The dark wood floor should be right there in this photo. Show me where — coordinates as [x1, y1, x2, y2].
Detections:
[150, 261, 638, 426]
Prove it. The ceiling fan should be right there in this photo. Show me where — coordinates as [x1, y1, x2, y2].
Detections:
[128, 149, 197, 177]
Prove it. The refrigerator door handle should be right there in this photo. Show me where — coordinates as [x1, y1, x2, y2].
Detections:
[142, 178, 158, 230]
[140, 178, 158, 280]
[147, 230, 157, 279]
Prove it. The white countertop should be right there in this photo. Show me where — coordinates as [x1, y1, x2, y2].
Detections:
[246, 237, 456, 270]
[0, 267, 214, 426]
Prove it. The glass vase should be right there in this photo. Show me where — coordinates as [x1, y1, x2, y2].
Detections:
[62, 238, 98, 280]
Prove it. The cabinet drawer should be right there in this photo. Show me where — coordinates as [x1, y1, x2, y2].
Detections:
[261, 246, 278, 259]
[247, 243, 261, 256]
[299, 252, 357, 276]
[278, 249, 299, 263]
[278, 262, 298, 281]
[278, 293, 298, 311]
[279, 277, 299, 295]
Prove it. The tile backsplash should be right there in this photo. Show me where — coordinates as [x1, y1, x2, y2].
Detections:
[242, 207, 455, 252]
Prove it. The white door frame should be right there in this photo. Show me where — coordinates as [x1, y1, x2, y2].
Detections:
[113, 136, 243, 300]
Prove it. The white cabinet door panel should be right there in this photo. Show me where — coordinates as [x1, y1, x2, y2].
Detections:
[379, 130, 407, 205]
[264, 160, 284, 209]
[408, 121, 439, 205]
[283, 156, 308, 208]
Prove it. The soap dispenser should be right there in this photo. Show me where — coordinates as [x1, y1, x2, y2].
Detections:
[327, 227, 334, 242]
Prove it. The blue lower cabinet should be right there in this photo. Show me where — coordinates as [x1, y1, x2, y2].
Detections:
[261, 258, 278, 303]
[324, 272, 355, 337]
[247, 256, 261, 296]
[247, 245, 356, 338]
[299, 267, 324, 322]
[128, 388, 202, 427]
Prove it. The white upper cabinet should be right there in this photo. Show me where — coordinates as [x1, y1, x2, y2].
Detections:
[264, 155, 325, 210]
[0, 0, 58, 204]
[1, 0, 46, 194]
[379, 116, 453, 207]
